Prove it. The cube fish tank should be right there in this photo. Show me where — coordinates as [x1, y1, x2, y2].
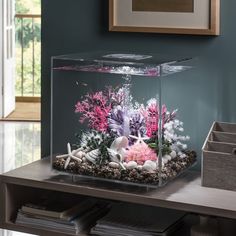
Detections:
[51, 52, 197, 187]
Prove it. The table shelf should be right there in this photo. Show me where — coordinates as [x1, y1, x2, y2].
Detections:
[1, 158, 236, 235]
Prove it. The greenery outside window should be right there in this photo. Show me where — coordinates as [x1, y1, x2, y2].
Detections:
[15, 0, 41, 98]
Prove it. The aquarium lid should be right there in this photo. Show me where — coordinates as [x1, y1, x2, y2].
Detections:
[52, 51, 192, 77]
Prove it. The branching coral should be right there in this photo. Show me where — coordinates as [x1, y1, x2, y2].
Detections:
[108, 106, 146, 140]
[164, 119, 190, 157]
[129, 112, 146, 139]
[141, 99, 177, 137]
[107, 106, 126, 137]
[74, 84, 189, 163]
[142, 99, 159, 137]
[75, 87, 123, 132]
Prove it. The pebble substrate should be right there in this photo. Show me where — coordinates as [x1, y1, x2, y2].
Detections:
[53, 150, 197, 186]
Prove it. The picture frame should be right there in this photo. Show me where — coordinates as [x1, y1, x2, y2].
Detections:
[109, 0, 220, 35]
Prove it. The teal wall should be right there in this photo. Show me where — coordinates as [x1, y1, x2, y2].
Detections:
[41, 0, 236, 168]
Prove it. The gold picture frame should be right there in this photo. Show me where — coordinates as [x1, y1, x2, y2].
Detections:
[109, 0, 220, 35]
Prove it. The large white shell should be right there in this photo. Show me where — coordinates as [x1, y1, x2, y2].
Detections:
[85, 149, 100, 164]
[110, 136, 129, 152]
[109, 136, 128, 162]
[107, 148, 126, 170]
[107, 148, 122, 162]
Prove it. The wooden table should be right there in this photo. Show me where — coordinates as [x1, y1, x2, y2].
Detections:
[1, 158, 236, 235]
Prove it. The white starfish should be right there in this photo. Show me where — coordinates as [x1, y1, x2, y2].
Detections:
[56, 143, 82, 169]
[129, 132, 149, 144]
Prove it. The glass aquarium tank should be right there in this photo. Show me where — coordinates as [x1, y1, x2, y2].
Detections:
[51, 52, 197, 187]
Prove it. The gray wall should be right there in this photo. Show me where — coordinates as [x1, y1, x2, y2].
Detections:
[41, 0, 236, 168]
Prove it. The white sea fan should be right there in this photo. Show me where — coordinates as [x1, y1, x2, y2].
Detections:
[164, 119, 190, 154]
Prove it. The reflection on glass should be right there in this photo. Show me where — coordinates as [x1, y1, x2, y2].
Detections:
[0, 121, 40, 235]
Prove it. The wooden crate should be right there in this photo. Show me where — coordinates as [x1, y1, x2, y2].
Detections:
[202, 122, 236, 191]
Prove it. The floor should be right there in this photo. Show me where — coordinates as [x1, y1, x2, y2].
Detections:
[0, 103, 41, 122]
[0, 121, 40, 236]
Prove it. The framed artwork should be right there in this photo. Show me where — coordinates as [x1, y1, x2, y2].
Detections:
[109, 0, 220, 35]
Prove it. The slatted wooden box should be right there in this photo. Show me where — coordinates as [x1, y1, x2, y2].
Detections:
[202, 122, 236, 191]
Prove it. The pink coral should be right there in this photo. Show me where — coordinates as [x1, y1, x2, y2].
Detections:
[75, 90, 112, 132]
[75, 86, 126, 132]
[141, 100, 176, 137]
[141, 100, 162, 137]
[125, 141, 157, 165]
[146, 101, 159, 137]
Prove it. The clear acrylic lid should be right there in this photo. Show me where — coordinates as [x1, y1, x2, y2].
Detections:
[52, 51, 192, 77]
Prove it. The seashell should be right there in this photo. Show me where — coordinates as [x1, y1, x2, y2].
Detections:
[107, 148, 122, 162]
[72, 147, 83, 155]
[170, 150, 177, 159]
[85, 149, 100, 164]
[110, 136, 128, 154]
[118, 148, 127, 161]
[107, 148, 126, 170]
[109, 162, 120, 169]
[72, 150, 77, 155]
[142, 161, 157, 172]
[74, 151, 85, 159]
[109, 136, 129, 162]
[126, 161, 138, 170]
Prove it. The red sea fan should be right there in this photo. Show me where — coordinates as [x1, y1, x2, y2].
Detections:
[141, 99, 177, 137]
[141, 99, 159, 137]
[75, 90, 112, 132]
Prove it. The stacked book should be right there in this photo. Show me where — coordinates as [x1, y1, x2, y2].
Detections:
[91, 203, 186, 236]
[15, 196, 109, 235]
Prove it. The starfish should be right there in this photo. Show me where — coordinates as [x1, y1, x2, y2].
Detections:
[56, 143, 82, 169]
[129, 132, 149, 144]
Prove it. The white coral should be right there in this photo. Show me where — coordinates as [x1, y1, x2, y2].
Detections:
[164, 119, 190, 154]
